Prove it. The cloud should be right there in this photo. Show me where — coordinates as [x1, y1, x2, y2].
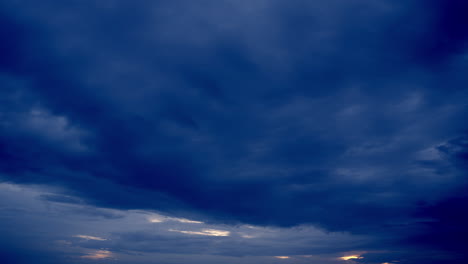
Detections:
[169, 229, 231, 237]
[147, 214, 204, 224]
[0, 0, 467, 263]
[81, 250, 112, 260]
[0, 183, 369, 261]
[340, 254, 363, 261]
[73, 235, 107, 241]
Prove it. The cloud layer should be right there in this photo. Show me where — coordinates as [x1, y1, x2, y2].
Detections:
[1, 0, 467, 263]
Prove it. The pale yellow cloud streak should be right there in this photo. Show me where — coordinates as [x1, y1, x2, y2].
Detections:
[340, 255, 364, 260]
[169, 228, 230, 237]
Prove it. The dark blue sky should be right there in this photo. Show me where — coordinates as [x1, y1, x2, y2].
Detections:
[1, 1, 467, 263]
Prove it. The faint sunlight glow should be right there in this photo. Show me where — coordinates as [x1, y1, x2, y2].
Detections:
[274, 256, 290, 259]
[169, 228, 230, 236]
[340, 255, 364, 261]
[74, 235, 107, 241]
[81, 250, 112, 259]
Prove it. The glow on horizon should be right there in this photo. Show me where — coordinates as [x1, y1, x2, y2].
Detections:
[274, 256, 290, 259]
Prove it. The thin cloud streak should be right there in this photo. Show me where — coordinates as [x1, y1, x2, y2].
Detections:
[168, 229, 231, 237]
[73, 235, 107, 241]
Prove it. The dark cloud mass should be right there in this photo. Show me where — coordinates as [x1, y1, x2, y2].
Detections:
[1, 0, 467, 263]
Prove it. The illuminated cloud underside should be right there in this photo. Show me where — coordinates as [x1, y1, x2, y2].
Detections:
[176, 218, 204, 224]
[169, 229, 231, 237]
[148, 215, 204, 224]
[340, 255, 364, 260]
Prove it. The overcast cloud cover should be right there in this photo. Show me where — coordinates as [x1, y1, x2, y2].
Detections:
[0, 0, 467, 263]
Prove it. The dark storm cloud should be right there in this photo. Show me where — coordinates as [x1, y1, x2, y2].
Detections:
[1, 0, 467, 263]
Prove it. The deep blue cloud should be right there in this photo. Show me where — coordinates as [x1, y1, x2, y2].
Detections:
[1, 0, 467, 263]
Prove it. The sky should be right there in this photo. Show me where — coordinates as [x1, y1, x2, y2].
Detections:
[0, 0, 467, 264]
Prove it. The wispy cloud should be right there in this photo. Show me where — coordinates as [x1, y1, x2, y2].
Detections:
[169, 229, 230, 237]
[147, 215, 203, 224]
[174, 218, 204, 224]
[81, 250, 112, 259]
[74, 235, 107, 241]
